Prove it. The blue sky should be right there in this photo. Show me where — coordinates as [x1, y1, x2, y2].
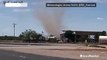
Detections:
[0, 0, 107, 36]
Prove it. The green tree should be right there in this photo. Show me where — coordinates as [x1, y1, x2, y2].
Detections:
[36, 34, 46, 42]
[19, 29, 37, 43]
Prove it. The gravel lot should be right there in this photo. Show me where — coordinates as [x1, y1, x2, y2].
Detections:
[0, 43, 107, 60]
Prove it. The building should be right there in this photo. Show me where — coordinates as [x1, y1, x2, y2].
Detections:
[61, 30, 106, 43]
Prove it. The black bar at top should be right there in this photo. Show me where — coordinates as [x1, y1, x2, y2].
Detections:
[46, 3, 96, 7]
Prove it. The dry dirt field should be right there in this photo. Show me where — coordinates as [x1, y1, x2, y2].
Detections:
[0, 43, 107, 60]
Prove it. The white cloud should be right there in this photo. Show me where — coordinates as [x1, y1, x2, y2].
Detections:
[0, 14, 18, 24]
[97, 17, 104, 20]
[13, 9, 32, 12]
[0, 14, 15, 20]
[0, 0, 2, 1]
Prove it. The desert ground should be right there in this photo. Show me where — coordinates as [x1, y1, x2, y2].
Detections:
[0, 43, 107, 60]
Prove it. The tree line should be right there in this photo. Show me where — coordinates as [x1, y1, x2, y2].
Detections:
[0, 29, 75, 43]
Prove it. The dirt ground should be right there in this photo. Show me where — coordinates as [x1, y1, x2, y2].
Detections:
[0, 43, 107, 60]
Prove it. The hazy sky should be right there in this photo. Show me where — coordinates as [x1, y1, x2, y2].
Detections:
[0, 0, 107, 36]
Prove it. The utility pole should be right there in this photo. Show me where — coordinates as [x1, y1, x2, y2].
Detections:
[13, 23, 16, 37]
